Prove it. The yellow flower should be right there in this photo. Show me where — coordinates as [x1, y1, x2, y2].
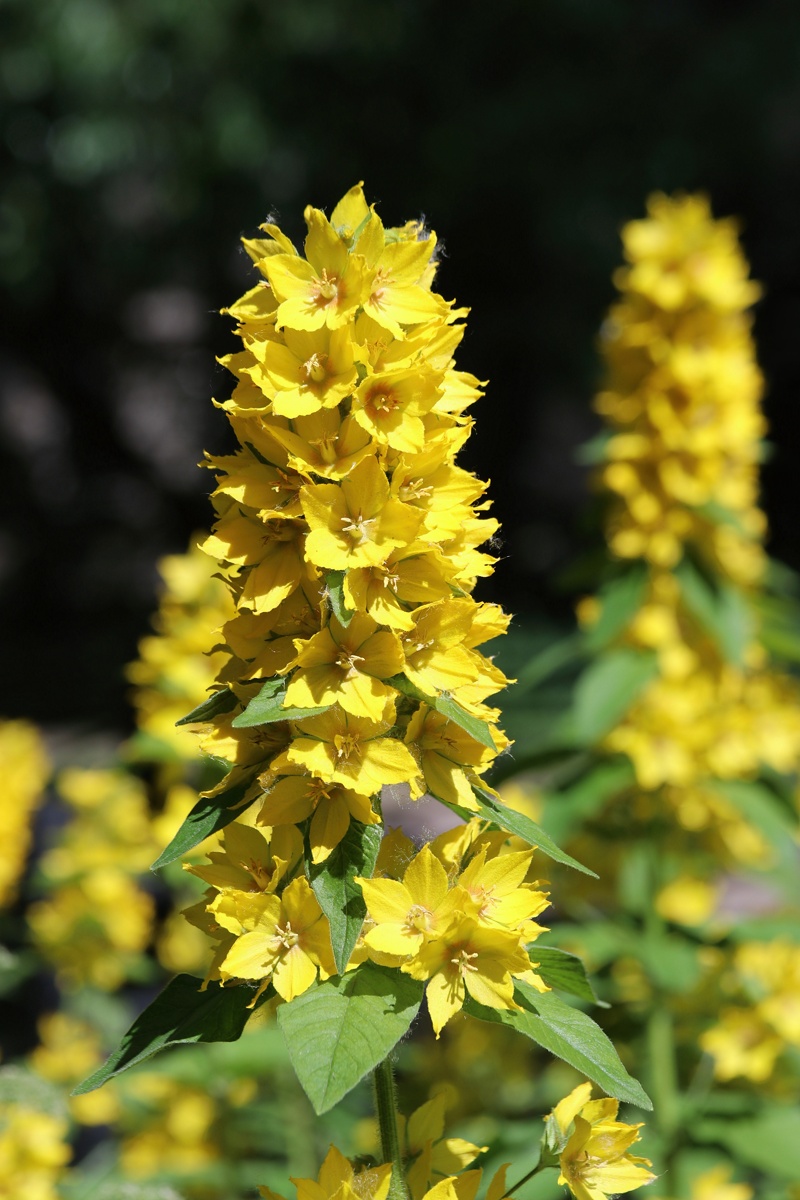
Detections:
[301, 455, 422, 571]
[545, 1083, 655, 1200]
[214, 875, 335, 1001]
[259, 772, 379, 864]
[284, 611, 405, 720]
[260, 1143, 393, 1200]
[405, 914, 533, 1037]
[264, 205, 369, 331]
[274, 705, 419, 793]
[357, 844, 469, 959]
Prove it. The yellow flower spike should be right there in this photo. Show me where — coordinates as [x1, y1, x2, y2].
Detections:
[284, 611, 405, 720]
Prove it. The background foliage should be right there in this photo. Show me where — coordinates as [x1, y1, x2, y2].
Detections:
[4, 0, 800, 727]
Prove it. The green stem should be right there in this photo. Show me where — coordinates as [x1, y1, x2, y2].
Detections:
[373, 1056, 408, 1200]
[505, 1159, 548, 1198]
[646, 1003, 680, 1140]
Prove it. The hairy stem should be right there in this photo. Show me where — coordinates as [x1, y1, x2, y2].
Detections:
[373, 1056, 408, 1200]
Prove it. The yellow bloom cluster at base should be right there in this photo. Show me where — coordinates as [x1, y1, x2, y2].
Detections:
[0, 719, 49, 909]
[183, 184, 515, 1007]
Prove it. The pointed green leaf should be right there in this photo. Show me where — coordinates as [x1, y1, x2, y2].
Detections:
[530, 946, 606, 1006]
[176, 688, 237, 726]
[464, 982, 651, 1109]
[584, 565, 649, 652]
[572, 649, 657, 744]
[307, 822, 382, 975]
[72, 975, 261, 1094]
[675, 557, 752, 666]
[470, 786, 597, 877]
[326, 570, 354, 627]
[231, 677, 330, 728]
[387, 674, 495, 750]
[150, 772, 258, 870]
[276, 964, 423, 1114]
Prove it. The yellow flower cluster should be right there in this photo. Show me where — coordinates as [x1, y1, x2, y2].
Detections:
[356, 821, 549, 1036]
[597, 192, 766, 585]
[127, 539, 235, 760]
[186, 184, 512, 1000]
[543, 1082, 655, 1200]
[0, 719, 49, 908]
[0, 1097, 70, 1200]
[27, 768, 157, 989]
[700, 940, 800, 1082]
[583, 196, 800, 865]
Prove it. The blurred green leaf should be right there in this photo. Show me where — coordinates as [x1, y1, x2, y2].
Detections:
[584, 564, 649, 652]
[693, 1107, 800, 1178]
[572, 649, 657, 744]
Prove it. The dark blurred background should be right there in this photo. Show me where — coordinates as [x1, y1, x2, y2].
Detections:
[3, 0, 800, 731]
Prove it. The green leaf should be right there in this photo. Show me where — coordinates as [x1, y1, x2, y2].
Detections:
[712, 779, 797, 845]
[72, 976, 260, 1094]
[307, 822, 382, 975]
[150, 772, 258, 870]
[542, 757, 636, 843]
[326, 570, 354, 627]
[231, 677, 330, 728]
[276, 964, 423, 1114]
[583, 565, 648, 652]
[530, 946, 606, 1006]
[572, 649, 657, 744]
[470, 786, 597, 877]
[176, 688, 237, 726]
[675, 557, 752, 666]
[513, 633, 586, 692]
[465, 982, 651, 1110]
[693, 1107, 800, 1179]
[388, 674, 496, 750]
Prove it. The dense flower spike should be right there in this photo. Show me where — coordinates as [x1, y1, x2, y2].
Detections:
[597, 193, 765, 584]
[184, 184, 513, 1008]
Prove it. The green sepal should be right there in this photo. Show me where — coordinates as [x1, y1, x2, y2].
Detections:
[276, 964, 423, 1114]
[306, 821, 382, 975]
[387, 674, 496, 750]
[231, 677, 330, 728]
[72, 975, 266, 1094]
[464, 981, 651, 1110]
[326, 570, 355, 627]
[150, 771, 259, 871]
[470, 785, 597, 877]
[176, 688, 238, 726]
